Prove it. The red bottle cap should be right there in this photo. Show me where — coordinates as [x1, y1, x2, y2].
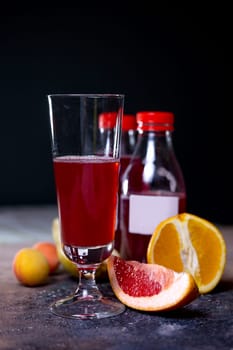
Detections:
[122, 114, 137, 131]
[98, 112, 117, 129]
[136, 111, 174, 131]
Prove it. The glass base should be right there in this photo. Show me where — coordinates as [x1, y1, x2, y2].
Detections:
[50, 242, 125, 320]
[50, 294, 125, 320]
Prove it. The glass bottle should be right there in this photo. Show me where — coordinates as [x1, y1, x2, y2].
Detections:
[98, 112, 137, 252]
[115, 114, 137, 252]
[120, 111, 186, 262]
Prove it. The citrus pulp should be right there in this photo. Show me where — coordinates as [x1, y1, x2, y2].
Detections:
[107, 255, 199, 311]
[147, 213, 226, 293]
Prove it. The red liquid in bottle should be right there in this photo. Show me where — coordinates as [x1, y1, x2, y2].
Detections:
[115, 155, 133, 251]
[115, 115, 138, 252]
[120, 192, 186, 262]
[120, 156, 133, 178]
[53, 156, 119, 247]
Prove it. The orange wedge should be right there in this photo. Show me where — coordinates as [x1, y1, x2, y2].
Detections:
[107, 255, 199, 312]
[147, 213, 227, 294]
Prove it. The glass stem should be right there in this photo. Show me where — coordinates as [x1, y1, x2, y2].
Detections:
[74, 267, 103, 300]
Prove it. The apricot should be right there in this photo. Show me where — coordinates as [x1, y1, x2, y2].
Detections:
[33, 241, 60, 274]
[13, 247, 50, 287]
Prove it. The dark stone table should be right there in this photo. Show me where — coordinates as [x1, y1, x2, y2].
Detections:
[0, 206, 232, 349]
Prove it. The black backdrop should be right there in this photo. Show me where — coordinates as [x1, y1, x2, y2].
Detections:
[0, 3, 232, 224]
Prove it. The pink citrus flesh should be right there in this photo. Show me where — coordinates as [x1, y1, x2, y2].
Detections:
[107, 256, 199, 312]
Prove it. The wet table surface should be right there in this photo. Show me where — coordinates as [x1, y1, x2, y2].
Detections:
[0, 205, 233, 350]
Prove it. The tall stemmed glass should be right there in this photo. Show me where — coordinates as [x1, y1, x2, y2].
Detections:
[48, 94, 125, 319]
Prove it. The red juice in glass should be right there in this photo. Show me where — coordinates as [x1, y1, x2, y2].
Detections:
[53, 156, 119, 248]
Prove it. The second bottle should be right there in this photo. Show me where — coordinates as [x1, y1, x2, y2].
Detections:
[119, 111, 186, 262]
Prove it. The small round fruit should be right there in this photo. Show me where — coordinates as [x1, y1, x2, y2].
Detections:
[33, 241, 60, 274]
[107, 255, 199, 312]
[13, 247, 50, 287]
[52, 218, 60, 245]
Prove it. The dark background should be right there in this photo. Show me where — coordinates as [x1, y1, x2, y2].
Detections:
[0, 3, 232, 224]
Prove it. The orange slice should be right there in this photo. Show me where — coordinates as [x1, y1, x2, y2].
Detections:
[147, 213, 227, 294]
[107, 255, 199, 312]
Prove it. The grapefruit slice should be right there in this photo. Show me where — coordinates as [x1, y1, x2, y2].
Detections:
[107, 255, 199, 312]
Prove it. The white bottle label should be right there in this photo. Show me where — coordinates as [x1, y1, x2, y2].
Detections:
[129, 194, 179, 235]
